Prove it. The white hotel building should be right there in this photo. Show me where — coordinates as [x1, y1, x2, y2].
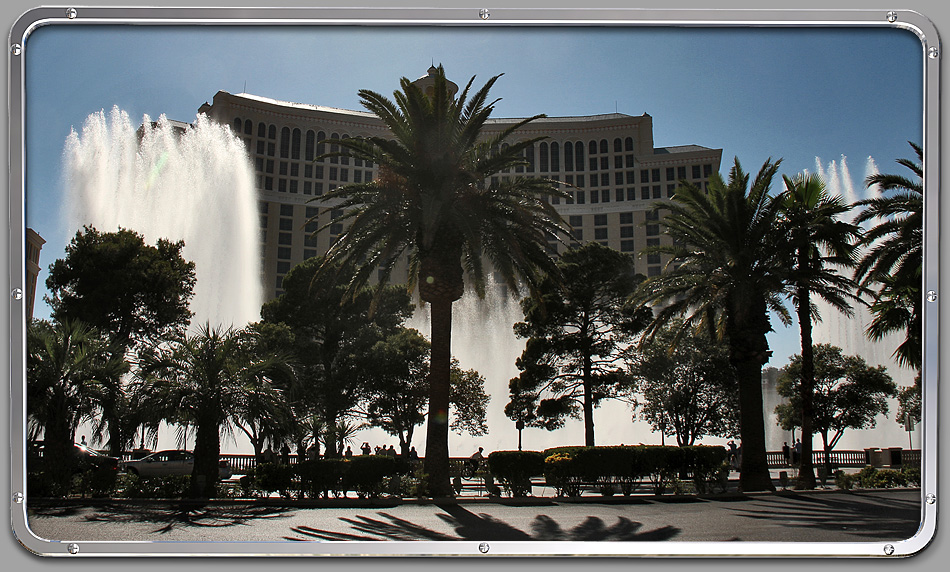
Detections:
[196, 68, 722, 301]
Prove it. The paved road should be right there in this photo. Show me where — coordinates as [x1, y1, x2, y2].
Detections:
[23, 489, 920, 548]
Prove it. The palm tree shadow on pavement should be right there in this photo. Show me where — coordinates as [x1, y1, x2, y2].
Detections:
[284, 503, 680, 541]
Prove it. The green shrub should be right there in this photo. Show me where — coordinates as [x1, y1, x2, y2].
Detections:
[487, 451, 545, 497]
[834, 470, 854, 490]
[543, 452, 582, 497]
[253, 462, 295, 497]
[901, 466, 921, 487]
[342, 456, 401, 498]
[296, 459, 346, 498]
[117, 473, 191, 498]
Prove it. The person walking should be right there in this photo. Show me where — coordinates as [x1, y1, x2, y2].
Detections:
[361, 442, 371, 456]
[782, 442, 791, 467]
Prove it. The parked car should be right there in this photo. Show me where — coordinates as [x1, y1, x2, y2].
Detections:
[121, 449, 232, 479]
[27, 441, 119, 473]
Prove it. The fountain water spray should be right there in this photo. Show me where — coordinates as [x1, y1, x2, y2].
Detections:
[63, 106, 262, 330]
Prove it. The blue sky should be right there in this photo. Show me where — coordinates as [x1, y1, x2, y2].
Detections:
[25, 23, 924, 368]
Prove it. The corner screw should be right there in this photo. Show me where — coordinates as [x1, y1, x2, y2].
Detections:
[886, 11, 898, 23]
[927, 290, 937, 302]
[11, 43, 21, 56]
[478, 542, 490, 553]
[67, 543, 80, 555]
[929, 47, 939, 59]
[926, 493, 936, 504]
[12, 492, 24, 504]
[66, 8, 78, 19]
[479, 9, 490, 20]
[884, 544, 895, 555]
[11, 288, 23, 300]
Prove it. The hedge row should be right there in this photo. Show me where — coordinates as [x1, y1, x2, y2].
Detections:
[243, 456, 414, 499]
[488, 445, 730, 497]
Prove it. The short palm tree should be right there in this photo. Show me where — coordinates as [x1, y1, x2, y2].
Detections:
[854, 142, 923, 370]
[312, 66, 568, 495]
[633, 157, 788, 492]
[139, 324, 291, 498]
[778, 173, 861, 489]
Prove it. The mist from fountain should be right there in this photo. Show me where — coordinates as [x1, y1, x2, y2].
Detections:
[63, 107, 262, 330]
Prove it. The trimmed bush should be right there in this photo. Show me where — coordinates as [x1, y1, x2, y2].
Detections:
[487, 451, 545, 497]
[296, 459, 347, 498]
[343, 456, 400, 498]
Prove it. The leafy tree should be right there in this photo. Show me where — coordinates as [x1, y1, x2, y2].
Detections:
[139, 324, 290, 498]
[44, 225, 196, 455]
[27, 318, 127, 487]
[775, 344, 897, 476]
[632, 158, 788, 492]
[261, 256, 413, 457]
[361, 328, 489, 456]
[507, 242, 651, 446]
[777, 173, 860, 488]
[895, 374, 921, 430]
[854, 142, 923, 370]
[313, 66, 567, 494]
[627, 322, 739, 446]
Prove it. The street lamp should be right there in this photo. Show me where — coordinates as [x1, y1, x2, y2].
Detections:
[516, 420, 524, 451]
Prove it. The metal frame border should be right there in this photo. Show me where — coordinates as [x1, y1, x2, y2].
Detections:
[6, 6, 940, 558]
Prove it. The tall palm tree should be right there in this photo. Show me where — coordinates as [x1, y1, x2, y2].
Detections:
[139, 324, 290, 498]
[633, 157, 788, 492]
[778, 173, 861, 489]
[312, 66, 568, 495]
[854, 142, 923, 370]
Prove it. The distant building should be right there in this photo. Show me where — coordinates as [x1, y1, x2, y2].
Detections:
[195, 66, 723, 300]
[25, 228, 45, 320]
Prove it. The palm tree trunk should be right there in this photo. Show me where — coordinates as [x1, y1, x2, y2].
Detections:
[583, 354, 595, 447]
[192, 416, 220, 499]
[796, 287, 817, 489]
[423, 296, 454, 497]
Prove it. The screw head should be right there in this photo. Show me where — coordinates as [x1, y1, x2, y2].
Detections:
[883, 544, 895, 555]
[926, 493, 936, 504]
[12, 492, 24, 504]
[66, 8, 78, 19]
[478, 542, 490, 553]
[929, 47, 939, 59]
[11, 288, 23, 300]
[10, 43, 21, 56]
[67, 543, 80, 555]
[479, 9, 490, 20]
[886, 11, 898, 23]
[927, 290, 937, 302]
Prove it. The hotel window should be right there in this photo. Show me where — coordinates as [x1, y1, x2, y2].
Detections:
[291, 129, 301, 160]
[255, 158, 264, 172]
[576, 191, 586, 204]
[641, 187, 650, 200]
[264, 177, 273, 190]
[615, 172, 624, 186]
[304, 182, 312, 195]
[572, 228, 584, 241]
[653, 185, 661, 199]
[666, 167, 675, 181]
[704, 164, 713, 177]
[590, 190, 599, 203]
[258, 122, 266, 138]
[256, 141, 265, 155]
[340, 169, 348, 182]
[678, 166, 687, 179]
[640, 169, 650, 184]
[339, 134, 350, 165]
[268, 124, 276, 139]
[280, 127, 291, 157]
[576, 174, 585, 187]
[626, 154, 635, 168]
[569, 215, 583, 228]
[600, 139, 608, 154]
[667, 184, 676, 198]
[290, 164, 298, 177]
[589, 158, 598, 171]
[330, 223, 343, 235]
[575, 142, 585, 171]
[627, 188, 637, 201]
[277, 247, 291, 260]
[304, 234, 318, 248]
[564, 143, 574, 171]
[280, 204, 294, 217]
[304, 249, 317, 259]
[277, 261, 291, 274]
[279, 218, 293, 231]
[594, 214, 608, 226]
[625, 137, 634, 151]
[244, 120, 252, 135]
[589, 140, 598, 155]
[626, 171, 636, 184]
[259, 201, 269, 214]
[647, 238, 661, 264]
[648, 266, 661, 277]
[539, 142, 549, 172]
[315, 166, 324, 179]
[306, 130, 315, 160]
[329, 167, 338, 180]
[600, 157, 609, 170]
[615, 189, 625, 202]
[329, 133, 339, 163]
[278, 232, 292, 245]
[601, 189, 610, 202]
[614, 138, 623, 153]
[652, 169, 661, 182]
[595, 228, 608, 240]
[620, 226, 634, 238]
[267, 142, 275, 157]
[276, 276, 283, 289]
[279, 162, 287, 176]
[306, 206, 319, 218]
[315, 182, 324, 195]
[317, 132, 326, 158]
[289, 181, 298, 194]
[614, 156, 623, 170]
[646, 224, 660, 236]
[692, 165, 701, 179]
[620, 212, 633, 224]
[601, 174, 610, 187]
[550, 142, 560, 171]
[621, 239, 635, 252]
[354, 170, 362, 183]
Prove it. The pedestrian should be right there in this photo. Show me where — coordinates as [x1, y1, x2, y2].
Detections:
[727, 440, 738, 469]
[280, 443, 290, 464]
[345, 446, 353, 458]
[79, 435, 87, 447]
[360, 442, 371, 456]
[793, 439, 802, 467]
[374, 445, 382, 455]
[262, 445, 276, 464]
[386, 445, 397, 457]
[408, 446, 419, 460]
[782, 442, 790, 466]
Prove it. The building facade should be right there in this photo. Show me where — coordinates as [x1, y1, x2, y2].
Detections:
[25, 228, 45, 321]
[197, 68, 722, 301]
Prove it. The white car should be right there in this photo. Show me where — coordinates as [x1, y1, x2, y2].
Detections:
[121, 450, 232, 480]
